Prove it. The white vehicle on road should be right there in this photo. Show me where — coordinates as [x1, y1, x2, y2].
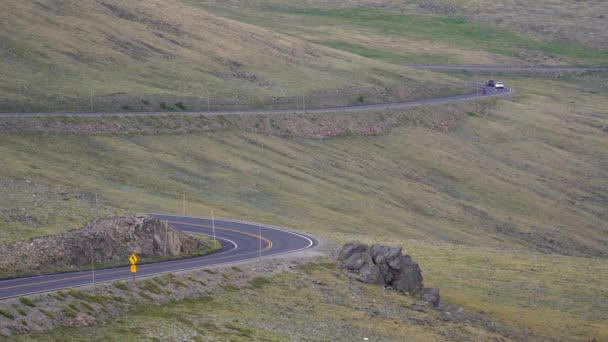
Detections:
[495, 82, 505, 89]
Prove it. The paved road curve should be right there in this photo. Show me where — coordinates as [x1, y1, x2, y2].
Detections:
[0, 215, 316, 300]
[0, 88, 512, 117]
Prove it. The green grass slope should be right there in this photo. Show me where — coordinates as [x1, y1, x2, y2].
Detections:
[15, 263, 518, 341]
[1, 74, 606, 340]
[1, 76, 606, 256]
[0, 0, 462, 112]
[194, 1, 608, 65]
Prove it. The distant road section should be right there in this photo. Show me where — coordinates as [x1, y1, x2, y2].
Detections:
[1, 65, 604, 117]
[0, 88, 511, 117]
[405, 64, 608, 72]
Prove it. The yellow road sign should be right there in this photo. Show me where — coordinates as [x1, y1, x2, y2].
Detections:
[130, 265, 137, 273]
[129, 253, 138, 265]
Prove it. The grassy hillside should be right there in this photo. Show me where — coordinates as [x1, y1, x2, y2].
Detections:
[0, 0, 464, 112]
[194, 1, 608, 65]
[1, 76, 606, 256]
[10, 262, 523, 341]
[0, 74, 606, 339]
[1, 1, 606, 340]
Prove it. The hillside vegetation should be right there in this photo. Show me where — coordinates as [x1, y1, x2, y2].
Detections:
[195, 0, 608, 65]
[1, 76, 606, 256]
[0, 1, 607, 340]
[0, 74, 606, 340]
[0, 0, 462, 112]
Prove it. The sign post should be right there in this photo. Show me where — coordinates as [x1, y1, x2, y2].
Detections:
[130, 253, 138, 281]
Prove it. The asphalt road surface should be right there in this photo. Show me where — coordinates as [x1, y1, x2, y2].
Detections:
[0, 87, 512, 117]
[0, 214, 316, 300]
[404, 64, 608, 72]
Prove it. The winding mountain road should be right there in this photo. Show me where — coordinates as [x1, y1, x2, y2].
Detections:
[0, 87, 512, 117]
[1, 65, 605, 118]
[0, 215, 316, 300]
[1, 64, 605, 299]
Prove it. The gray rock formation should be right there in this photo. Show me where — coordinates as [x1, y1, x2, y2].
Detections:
[0, 216, 213, 273]
[337, 241, 440, 306]
[337, 242, 425, 293]
[421, 287, 440, 307]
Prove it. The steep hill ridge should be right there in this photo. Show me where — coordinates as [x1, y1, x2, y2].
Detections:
[0, 0, 459, 112]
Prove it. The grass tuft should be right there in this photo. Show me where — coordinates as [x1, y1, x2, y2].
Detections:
[0, 308, 14, 320]
[62, 306, 77, 318]
[112, 282, 130, 291]
[142, 280, 163, 295]
[249, 277, 272, 289]
[220, 284, 239, 292]
[138, 291, 153, 301]
[39, 309, 54, 319]
[18, 297, 35, 307]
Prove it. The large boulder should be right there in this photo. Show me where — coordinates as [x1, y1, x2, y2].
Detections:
[370, 245, 402, 262]
[337, 241, 369, 261]
[337, 242, 428, 296]
[392, 255, 424, 293]
[342, 252, 370, 271]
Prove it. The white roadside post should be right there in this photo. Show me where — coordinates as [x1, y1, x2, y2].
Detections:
[164, 221, 168, 254]
[206, 88, 210, 111]
[211, 211, 216, 242]
[182, 193, 186, 216]
[91, 247, 95, 285]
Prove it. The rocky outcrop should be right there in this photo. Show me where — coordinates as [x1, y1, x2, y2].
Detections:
[337, 242, 439, 306]
[0, 216, 213, 273]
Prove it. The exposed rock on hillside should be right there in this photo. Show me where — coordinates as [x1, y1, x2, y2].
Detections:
[337, 241, 440, 306]
[0, 216, 212, 273]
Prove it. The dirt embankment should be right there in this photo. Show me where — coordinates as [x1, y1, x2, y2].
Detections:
[0, 216, 214, 277]
[0, 101, 496, 138]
